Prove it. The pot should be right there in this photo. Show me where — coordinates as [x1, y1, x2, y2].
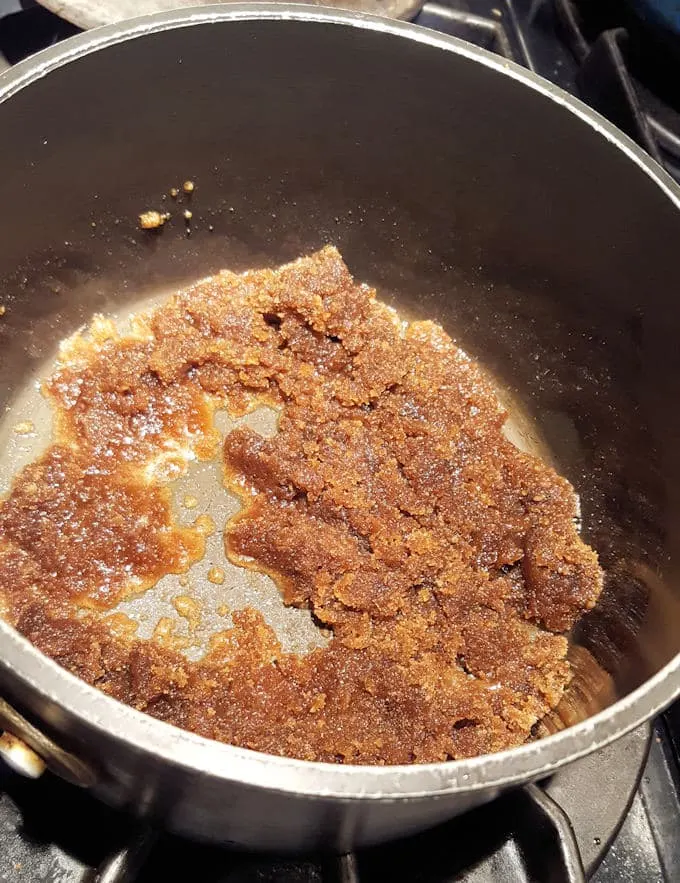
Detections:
[1, 3, 680, 855]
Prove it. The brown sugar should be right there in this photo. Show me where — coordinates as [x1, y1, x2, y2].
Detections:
[138, 210, 167, 230]
[194, 515, 216, 537]
[0, 247, 602, 764]
[173, 595, 202, 633]
[207, 566, 226, 585]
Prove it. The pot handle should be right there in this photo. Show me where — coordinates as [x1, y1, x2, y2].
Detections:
[0, 695, 96, 787]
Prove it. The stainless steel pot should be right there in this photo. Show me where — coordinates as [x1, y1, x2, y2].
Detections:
[1, 3, 680, 855]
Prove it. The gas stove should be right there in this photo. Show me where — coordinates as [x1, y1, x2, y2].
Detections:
[2, 722, 680, 882]
[1, 2, 680, 881]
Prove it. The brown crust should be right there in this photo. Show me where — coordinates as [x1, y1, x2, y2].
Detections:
[0, 247, 602, 764]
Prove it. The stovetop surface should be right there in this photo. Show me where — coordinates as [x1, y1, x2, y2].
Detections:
[0, 723, 678, 882]
[1, 1, 680, 881]
[0, 722, 679, 881]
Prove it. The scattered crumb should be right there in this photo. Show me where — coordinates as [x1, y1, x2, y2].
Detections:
[217, 603, 230, 616]
[152, 616, 190, 652]
[310, 693, 326, 713]
[183, 180, 195, 193]
[0, 305, 5, 317]
[139, 210, 167, 230]
[207, 566, 225, 585]
[208, 224, 214, 232]
[173, 594, 202, 632]
[182, 494, 198, 509]
[194, 514, 215, 536]
[178, 574, 189, 588]
[14, 420, 34, 435]
[183, 209, 193, 221]
[170, 187, 179, 199]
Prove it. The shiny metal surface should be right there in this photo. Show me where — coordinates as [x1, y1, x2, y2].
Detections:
[1, 4, 680, 850]
[0, 698, 95, 787]
[0, 732, 46, 779]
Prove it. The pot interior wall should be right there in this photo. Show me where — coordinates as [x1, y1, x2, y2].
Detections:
[1, 17, 680, 727]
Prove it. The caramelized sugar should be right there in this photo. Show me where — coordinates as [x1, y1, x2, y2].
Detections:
[0, 248, 602, 763]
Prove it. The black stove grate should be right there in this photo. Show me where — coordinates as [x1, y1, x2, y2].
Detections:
[550, 0, 680, 180]
[0, 1, 77, 69]
[412, 0, 680, 184]
[0, 724, 678, 881]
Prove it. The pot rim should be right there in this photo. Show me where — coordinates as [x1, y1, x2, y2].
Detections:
[1, 3, 680, 800]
